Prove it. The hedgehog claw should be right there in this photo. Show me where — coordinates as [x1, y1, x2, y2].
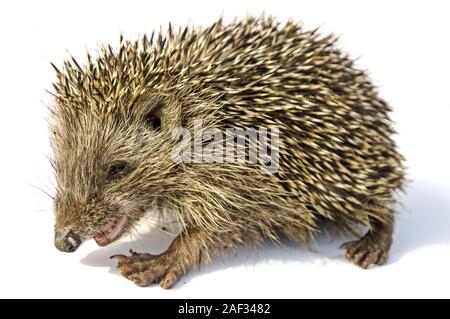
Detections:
[342, 231, 390, 269]
[109, 254, 127, 261]
[111, 250, 182, 289]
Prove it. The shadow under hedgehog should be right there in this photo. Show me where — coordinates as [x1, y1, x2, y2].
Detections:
[50, 17, 405, 288]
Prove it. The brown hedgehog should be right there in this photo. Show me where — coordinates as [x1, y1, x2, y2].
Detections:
[50, 16, 405, 288]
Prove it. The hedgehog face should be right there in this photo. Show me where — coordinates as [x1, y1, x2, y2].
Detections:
[52, 94, 182, 252]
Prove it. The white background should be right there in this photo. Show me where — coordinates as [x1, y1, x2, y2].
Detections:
[0, 0, 449, 298]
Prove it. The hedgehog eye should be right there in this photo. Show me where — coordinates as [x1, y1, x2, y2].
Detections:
[107, 162, 130, 180]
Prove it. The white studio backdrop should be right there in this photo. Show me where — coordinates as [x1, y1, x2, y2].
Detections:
[0, 0, 449, 298]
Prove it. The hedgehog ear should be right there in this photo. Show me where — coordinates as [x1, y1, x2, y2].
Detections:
[143, 99, 163, 131]
[135, 93, 182, 133]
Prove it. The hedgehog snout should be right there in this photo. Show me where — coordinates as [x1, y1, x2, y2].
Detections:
[54, 229, 82, 253]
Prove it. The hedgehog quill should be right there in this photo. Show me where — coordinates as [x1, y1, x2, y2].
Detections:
[50, 17, 405, 288]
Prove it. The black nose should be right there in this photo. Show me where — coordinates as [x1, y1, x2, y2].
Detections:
[55, 229, 82, 252]
[64, 231, 81, 252]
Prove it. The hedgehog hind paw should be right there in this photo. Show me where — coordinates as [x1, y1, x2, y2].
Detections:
[341, 232, 390, 269]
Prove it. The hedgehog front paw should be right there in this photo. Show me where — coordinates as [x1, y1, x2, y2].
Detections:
[110, 250, 181, 288]
[341, 232, 390, 269]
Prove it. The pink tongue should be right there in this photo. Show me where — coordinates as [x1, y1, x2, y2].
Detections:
[94, 233, 111, 247]
[93, 215, 127, 247]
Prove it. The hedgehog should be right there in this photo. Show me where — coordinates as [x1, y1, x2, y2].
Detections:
[50, 16, 405, 288]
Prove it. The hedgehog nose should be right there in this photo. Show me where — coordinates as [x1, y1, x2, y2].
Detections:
[54, 229, 82, 253]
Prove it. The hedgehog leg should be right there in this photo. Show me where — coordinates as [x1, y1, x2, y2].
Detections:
[110, 228, 204, 288]
[341, 219, 393, 269]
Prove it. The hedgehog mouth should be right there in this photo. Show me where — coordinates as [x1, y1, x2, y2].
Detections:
[93, 215, 128, 247]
